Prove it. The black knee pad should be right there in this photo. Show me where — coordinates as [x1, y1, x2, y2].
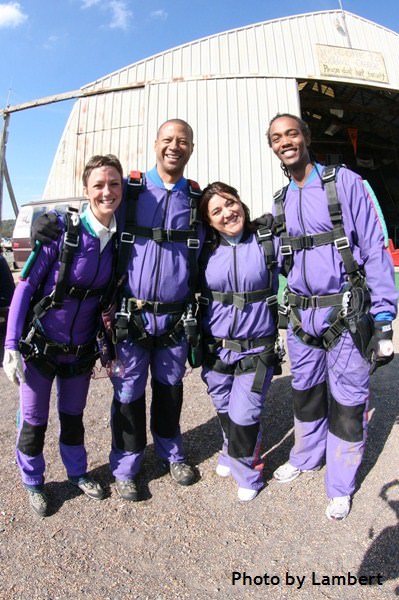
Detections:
[111, 395, 147, 453]
[217, 411, 230, 438]
[329, 396, 365, 442]
[293, 382, 328, 422]
[59, 411, 84, 446]
[17, 420, 47, 457]
[228, 419, 260, 459]
[151, 380, 183, 438]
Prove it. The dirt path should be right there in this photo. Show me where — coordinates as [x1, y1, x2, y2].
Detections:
[0, 322, 398, 599]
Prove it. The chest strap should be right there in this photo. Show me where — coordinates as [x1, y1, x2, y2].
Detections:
[205, 334, 275, 354]
[199, 290, 277, 311]
[126, 296, 187, 315]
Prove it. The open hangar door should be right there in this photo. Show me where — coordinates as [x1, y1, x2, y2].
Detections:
[298, 79, 399, 248]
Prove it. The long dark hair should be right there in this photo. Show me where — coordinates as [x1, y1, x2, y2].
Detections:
[199, 181, 255, 249]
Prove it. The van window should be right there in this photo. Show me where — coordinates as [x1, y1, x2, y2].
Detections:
[12, 197, 87, 269]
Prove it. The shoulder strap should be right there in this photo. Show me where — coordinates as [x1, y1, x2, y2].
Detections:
[185, 179, 202, 300]
[321, 165, 360, 278]
[273, 185, 289, 236]
[52, 207, 80, 308]
[116, 171, 145, 281]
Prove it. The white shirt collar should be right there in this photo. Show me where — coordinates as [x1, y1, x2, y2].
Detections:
[83, 206, 117, 252]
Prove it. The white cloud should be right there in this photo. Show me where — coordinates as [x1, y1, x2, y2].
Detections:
[109, 0, 132, 30]
[80, 0, 132, 30]
[150, 9, 168, 21]
[0, 2, 27, 28]
[81, 0, 102, 8]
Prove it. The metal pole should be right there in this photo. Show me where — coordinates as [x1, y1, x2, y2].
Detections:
[0, 113, 10, 223]
[4, 160, 18, 217]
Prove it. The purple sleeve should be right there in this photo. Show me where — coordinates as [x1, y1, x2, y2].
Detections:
[339, 170, 398, 317]
[5, 240, 61, 350]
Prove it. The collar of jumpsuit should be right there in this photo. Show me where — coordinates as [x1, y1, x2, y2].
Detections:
[82, 205, 117, 253]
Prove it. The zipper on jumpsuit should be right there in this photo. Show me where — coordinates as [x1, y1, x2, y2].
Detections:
[227, 245, 239, 363]
[298, 186, 317, 335]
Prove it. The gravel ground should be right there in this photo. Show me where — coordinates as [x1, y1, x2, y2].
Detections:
[0, 319, 398, 600]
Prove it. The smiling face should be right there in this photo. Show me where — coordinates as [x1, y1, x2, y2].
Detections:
[84, 165, 123, 226]
[268, 115, 312, 181]
[207, 193, 246, 238]
[154, 120, 194, 183]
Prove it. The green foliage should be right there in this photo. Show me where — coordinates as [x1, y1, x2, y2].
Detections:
[0, 219, 15, 238]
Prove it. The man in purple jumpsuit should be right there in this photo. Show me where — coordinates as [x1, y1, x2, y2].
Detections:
[109, 119, 203, 501]
[266, 113, 397, 520]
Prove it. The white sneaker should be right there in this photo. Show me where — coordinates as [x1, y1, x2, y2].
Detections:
[237, 487, 259, 502]
[273, 462, 301, 483]
[216, 464, 231, 477]
[326, 495, 351, 521]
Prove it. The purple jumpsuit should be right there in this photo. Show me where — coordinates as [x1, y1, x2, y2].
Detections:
[200, 228, 279, 491]
[276, 165, 398, 498]
[5, 212, 114, 487]
[109, 167, 204, 480]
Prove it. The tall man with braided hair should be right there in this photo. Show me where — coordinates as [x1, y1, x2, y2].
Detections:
[266, 113, 397, 521]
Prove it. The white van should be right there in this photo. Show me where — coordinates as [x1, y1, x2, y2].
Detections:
[12, 197, 88, 268]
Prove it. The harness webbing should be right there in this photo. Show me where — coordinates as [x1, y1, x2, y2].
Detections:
[275, 164, 367, 348]
[20, 207, 117, 364]
[199, 225, 280, 390]
[114, 172, 202, 346]
[52, 208, 80, 308]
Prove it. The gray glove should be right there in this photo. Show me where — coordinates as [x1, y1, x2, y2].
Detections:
[3, 349, 25, 384]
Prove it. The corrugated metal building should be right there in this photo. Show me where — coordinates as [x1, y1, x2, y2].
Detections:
[43, 9, 399, 237]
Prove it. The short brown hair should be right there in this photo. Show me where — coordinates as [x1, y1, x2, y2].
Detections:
[82, 154, 123, 187]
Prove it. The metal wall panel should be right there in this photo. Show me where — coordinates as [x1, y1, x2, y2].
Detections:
[43, 10, 399, 212]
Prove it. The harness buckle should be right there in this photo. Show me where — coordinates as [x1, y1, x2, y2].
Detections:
[120, 232, 135, 244]
[115, 298, 130, 322]
[278, 304, 290, 317]
[152, 228, 165, 243]
[187, 238, 200, 249]
[198, 296, 209, 306]
[321, 166, 337, 184]
[334, 236, 350, 250]
[280, 244, 292, 256]
[64, 235, 79, 248]
[266, 294, 278, 306]
[257, 228, 272, 240]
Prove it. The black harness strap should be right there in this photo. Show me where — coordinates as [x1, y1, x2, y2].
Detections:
[276, 165, 367, 349]
[322, 166, 361, 279]
[20, 206, 117, 364]
[115, 173, 201, 347]
[52, 208, 80, 309]
[116, 170, 144, 282]
[200, 224, 280, 390]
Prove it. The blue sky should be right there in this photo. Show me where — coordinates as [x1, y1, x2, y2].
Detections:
[1, 0, 399, 219]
